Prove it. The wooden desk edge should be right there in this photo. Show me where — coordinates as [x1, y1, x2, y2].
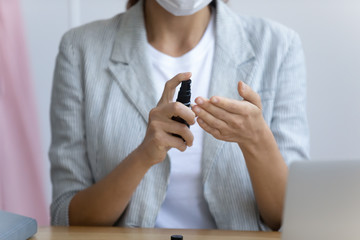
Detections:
[33, 226, 281, 240]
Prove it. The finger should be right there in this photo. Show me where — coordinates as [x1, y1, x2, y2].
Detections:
[193, 97, 232, 123]
[197, 118, 222, 140]
[199, 96, 250, 115]
[238, 81, 262, 109]
[167, 134, 188, 152]
[158, 131, 188, 152]
[172, 139, 188, 152]
[158, 72, 192, 106]
[192, 102, 228, 131]
[162, 120, 194, 147]
[163, 102, 196, 125]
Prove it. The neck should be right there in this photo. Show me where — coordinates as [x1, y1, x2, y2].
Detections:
[144, 0, 211, 57]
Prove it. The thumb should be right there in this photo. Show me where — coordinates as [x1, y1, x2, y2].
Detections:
[237, 81, 262, 109]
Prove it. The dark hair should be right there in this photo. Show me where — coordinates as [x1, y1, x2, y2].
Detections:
[126, 0, 227, 10]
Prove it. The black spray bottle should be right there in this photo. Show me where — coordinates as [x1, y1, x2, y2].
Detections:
[171, 79, 191, 140]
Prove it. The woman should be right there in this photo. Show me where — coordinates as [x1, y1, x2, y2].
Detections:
[50, 0, 309, 231]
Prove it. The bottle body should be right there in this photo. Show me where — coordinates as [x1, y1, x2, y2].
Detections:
[171, 80, 191, 140]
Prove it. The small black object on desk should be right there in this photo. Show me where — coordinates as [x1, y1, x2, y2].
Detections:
[171, 234, 183, 240]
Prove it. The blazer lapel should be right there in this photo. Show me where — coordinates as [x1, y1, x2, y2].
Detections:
[108, 0, 157, 123]
[107, 0, 258, 186]
[202, 0, 258, 183]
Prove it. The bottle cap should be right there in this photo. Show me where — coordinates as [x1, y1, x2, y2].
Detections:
[171, 235, 183, 240]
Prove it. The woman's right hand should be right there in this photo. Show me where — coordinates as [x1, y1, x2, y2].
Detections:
[138, 72, 196, 166]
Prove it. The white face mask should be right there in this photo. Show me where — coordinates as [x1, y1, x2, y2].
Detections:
[156, 0, 212, 16]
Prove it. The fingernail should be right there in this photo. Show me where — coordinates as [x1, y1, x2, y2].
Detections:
[196, 98, 204, 105]
[211, 97, 218, 103]
[193, 106, 200, 113]
[197, 118, 203, 124]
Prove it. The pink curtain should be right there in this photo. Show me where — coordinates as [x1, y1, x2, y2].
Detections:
[0, 0, 49, 225]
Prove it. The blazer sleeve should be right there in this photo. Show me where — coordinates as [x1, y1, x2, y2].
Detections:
[270, 32, 310, 166]
[49, 31, 93, 226]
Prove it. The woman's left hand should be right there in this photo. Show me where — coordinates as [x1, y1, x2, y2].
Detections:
[192, 81, 268, 149]
[194, 81, 287, 230]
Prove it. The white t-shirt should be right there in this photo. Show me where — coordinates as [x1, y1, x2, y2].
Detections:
[149, 12, 217, 229]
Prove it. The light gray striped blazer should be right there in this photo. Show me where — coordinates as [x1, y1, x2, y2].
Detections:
[49, 0, 309, 231]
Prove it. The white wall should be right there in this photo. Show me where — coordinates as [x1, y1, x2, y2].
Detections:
[20, 0, 360, 208]
[229, 0, 360, 160]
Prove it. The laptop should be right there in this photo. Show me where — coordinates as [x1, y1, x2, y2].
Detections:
[0, 211, 37, 240]
[282, 160, 360, 240]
